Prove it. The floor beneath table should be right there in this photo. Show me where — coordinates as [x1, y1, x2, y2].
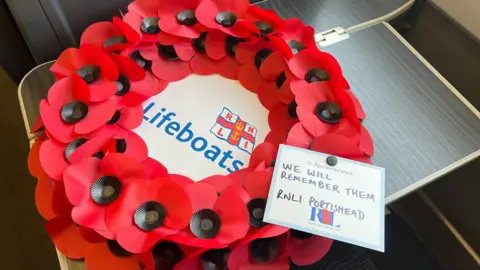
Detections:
[0, 1, 478, 269]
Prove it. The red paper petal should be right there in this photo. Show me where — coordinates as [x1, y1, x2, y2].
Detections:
[242, 225, 289, 245]
[268, 103, 297, 131]
[106, 179, 149, 233]
[296, 106, 332, 137]
[63, 157, 100, 206]
[74, 99, 116, 134]
[40, 100, 75, 143]
[292, 80, 331, 112]
[113, 16, 141, 43]
[117, 225, 178, 253]
[257, 82, 279, 110]
[69, 126, 118, 163]
[217, 56, 240, 80]
[249, 142, 277, 168]
[152, 57, 191, 82]
[130, 71, 169, 97]
[206, 29, 227, 60]
[79, 44, 119, 81]
[100, 153, 148, 180]
[359, 125, 374, 156]
[174, 39, 196, 61]
[190, 54, 218, 75]
[123, 12, 158, 43]
[72, 201, 113, 239]
[85, 242, 141, 270]
[174, 254, 203, 270]
[39, 140, 69, 180]
[310, 134, 364, 158]
[347, 91, 366, 120]
[228, 242, 250, 270]
[165, 174, 194, 186]
[122, 131, 149, 162]
[213, 188, 250, 244]
[243, 170, 272, 199]
[28, 137, 47, 178]
[46, 216, 90, 259]
[229, 167, 254, 184]
[118, 105, 143, 130]
[185, 182, 218, 212]
[138, 43, 159, 61]
[238, 65, 264, 93]
[47, 77, 76, 110]
[289, 236, 333, 266]
[51, 48, 86, 77]
[264, 128, 288, 147]
[199, 175, 234, 194]
[158, 32, 182, 45]
[35, 177, 56, 220]
[110, 54, 146, 81]
[158, 16, 201, 39]
[128, 0, 159, 18]
[149, 178, 192, 229]
[142, 157, 168, 179]
[87, 79, 118, 102]
[285, 123, 312, 149]
[260, 53, 286, 81]
[80, 22, 125, 51]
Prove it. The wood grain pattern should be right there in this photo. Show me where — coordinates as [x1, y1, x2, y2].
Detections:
[323, 24, 480, 202]
[258, 0, 407, 31]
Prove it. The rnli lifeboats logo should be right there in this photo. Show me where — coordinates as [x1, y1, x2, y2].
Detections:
[210, 108, 257, 154]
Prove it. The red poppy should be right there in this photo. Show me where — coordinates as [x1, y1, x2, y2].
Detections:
[346, 90, 366, 120]
[46, 214, 104, 259]
[268, 102, 299, 132]
[80, 17, 141, 53]
[120, 46, 170, 105]
[288, 48, 345, 90]
[35, 176, 72, 221]
[228, 233, 290, 270]
[174, 248, 229, 270]
[243, 5, 286, 40]
[199, 175, 234, 194]
[248, 142, 277, 169]
[291, 80, 360, 138]
[106, 177, 192, 253]
[157, 0, 204, 39]
[257, 69, 295, 110]
[264, 127, 289, 147]
[102, 130, 149, 163]
[287, 230, 333, 266]
[229, 167, 255, 185]
[51, 44, 119, 102]
[63, 153, 148, 239]
[138, 42, 193, 82]
[196, 0, 252, 37]
[236, 41, 289, 93]
[168, 181, 250, 248]
[223, 170, 289, 244]
[38, 128, 117, 180]
[85, 240, 155, 270]
[124, 0, 180, 44]
[274, 18, 316, 57]
[40, 76, 117, 143]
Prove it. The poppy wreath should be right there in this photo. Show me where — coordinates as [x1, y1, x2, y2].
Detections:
[27, 0, 375, 269]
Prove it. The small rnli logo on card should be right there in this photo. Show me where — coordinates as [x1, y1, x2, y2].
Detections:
[310, 207, 341, 229]
[210, 107, 257, 154]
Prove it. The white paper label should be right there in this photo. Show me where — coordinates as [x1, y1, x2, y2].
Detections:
[134, 75, 269, 181]
[264, 145, 385, 252]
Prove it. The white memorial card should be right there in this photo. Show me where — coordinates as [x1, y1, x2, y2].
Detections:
[264, 144, 385, 252]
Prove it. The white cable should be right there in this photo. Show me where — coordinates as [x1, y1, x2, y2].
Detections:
[345, 0, 416, 34]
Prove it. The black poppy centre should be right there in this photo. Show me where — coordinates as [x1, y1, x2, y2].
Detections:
[77, 65, 101, 84]
[64, 138, 88, 161]
[192, 32, 207, 53]
[190, 209, 221, 239]
[158, 44, 180, 60]
[115, 74, 131, 96]
[249, 237, 279, 263]
[153, 241, 184, 269]
[130, 50, 152, 71]
[215, 11, 237, 27]
[134, 201, 167, 231]
[254, 21, 274, 37]
[247, 198, 267, 227]
[177, 10, 197, 26]
[91, 175, 123, 204]
[141, 18, 160, 34]
[201, 248, 230, 270]
[315, 101, 342, 124]
[225, 36, 245, 56]
[61, 101, 88, 124]
[305, 68, 330, 83]
[104, 36, 128, 48]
